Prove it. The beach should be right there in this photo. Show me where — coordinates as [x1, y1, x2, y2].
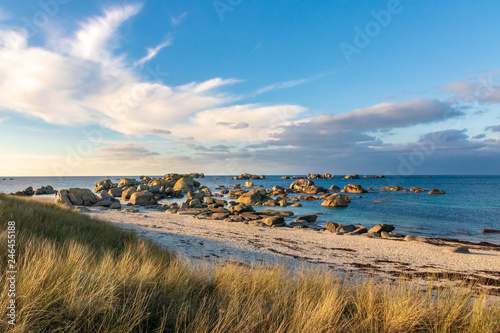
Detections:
[32, 195, 500, 294]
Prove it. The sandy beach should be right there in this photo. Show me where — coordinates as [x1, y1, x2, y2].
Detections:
[31, 195, 500, 294]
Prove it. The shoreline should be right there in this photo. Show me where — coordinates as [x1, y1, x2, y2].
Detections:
[29, 196, 500, 295]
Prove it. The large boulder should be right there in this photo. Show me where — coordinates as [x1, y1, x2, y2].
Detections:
[119, 178, 139, 187]
[12, 187, 34, 196]
[121, 187, 137, 200]
[237, 188, 277, 206]
[321, 193, 351, 208]
[108, 187, 124, 197]
[129, 191, 157, 206]
[56, 188, 98, 206]
[34, 185, 56, 195]
[368, 224, 395, 234]
[94, 179, 113, 193]
[173, 176, 195, 193]
[262, 216, 286, 227]
[341, 184, 367, 194]
[290, 179, 315, 192]
[94, 191, 119, 207]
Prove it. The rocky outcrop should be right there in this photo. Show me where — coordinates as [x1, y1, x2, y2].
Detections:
[108, 187, 124, 197]
[329, 185, 340, 192]
[130, 191, 157, 206]
[236, 188, 282, 206]
[12, 187, 34, 196]
[429, 189, 445, 195]
[231, 173, 265, 180]
[341, 184, 367, 194]
[93, 191, 120, 207]
[119, 178, 139, 187]
[344, 174, 360, 179]
[321, 193, 351, 208]
[94, 179, 113, 193]
[34, 185, 56, 195]
[289, 179, 328, 194]
[56, 188, 98, 206]
[380, 186, 406, 192]
[121, 187, 137, 200]
[173, 176, 197, 193]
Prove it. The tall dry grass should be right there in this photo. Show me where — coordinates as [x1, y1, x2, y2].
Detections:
[0, 194, 498, 332]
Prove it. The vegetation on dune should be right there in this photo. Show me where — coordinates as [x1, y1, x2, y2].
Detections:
[0, 194, 499, 332]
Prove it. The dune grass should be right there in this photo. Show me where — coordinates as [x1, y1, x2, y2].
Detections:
[0, 194, 499, 332]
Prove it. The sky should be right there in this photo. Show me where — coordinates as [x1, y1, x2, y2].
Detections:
[0, 0, 499, 176]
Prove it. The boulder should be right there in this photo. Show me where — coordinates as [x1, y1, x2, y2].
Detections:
[110, 202, 122, 210]
[187, 191, 205, 200]
[173, 176, 195, 193]
[263, 216, 286, 227]
[321, 194, 351, 208]
[121, 187, 137, 200]
[337, 224, 357, 233]
[34, 185, 56, 195]
[341, 184, 367, 194]
[13, 186, 34, 196]
[410, 187, 425, 193]
[230, 204, 255, 214]
[326, 221, 339, 232]
[345, 174, 360, 179]
[244, 182, 254, 187]
[368, 224, 395, 234]
[130, 191, 157, 206]
[350, 227, 368, 235]
[293, 214, 317, 223]
[329, 185, 340, 192]
[404, 235, 427, 242]
[119, 178, 139, 187]
[94, 179, 113, 193]
[57, 188, 98, 206]
[201, 187, 212, 197]
[236, 188, 278, 206]
[137, 184, 149, 191]
[94, 191, 119, 207]
[290, 179, 315, 192]
[429, 189, 445, 195]
[108, 187, 124, 197]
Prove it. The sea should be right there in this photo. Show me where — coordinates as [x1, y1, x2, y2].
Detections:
[1, 175, 499, 245]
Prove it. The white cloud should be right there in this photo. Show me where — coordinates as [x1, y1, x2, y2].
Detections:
[133, 38, 172, 67]
[0, 6, 304, 141]
[170, 12, 188, 27]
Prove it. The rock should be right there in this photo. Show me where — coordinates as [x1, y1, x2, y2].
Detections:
[429, 189, 445, 195]
[119, 178, 139, 187]
[443, 246, 470, 254]
[110, 202, 122, 209]
[137, 184, 149, 191]
[341, 184, 367, 194]
[380, 231, 391, 239]
[380, 186, 405, 192]
[185, 199, 203, 208]
[263, 216, 286, 227]
[12, 186, 34, 196]
[34, 185, 56, 195]
[483, 229, 500, 234]
[404, 235, 427, 242]
[229, 204, 255, 214]
[57, 188, 98, 206]
[293, 214, 317, 223]
[236, 188, 277, 206]
[368, 224, 395, 234]
[201, 187, 212, 197]
[74, 206, 91, 213]
[108, 187, 124, 197]
[345, 174, 360, 179]
[210, 213, 230, 220]
[410, 187, 425, 193]
[365, 231, 381, 238]
[231, 173, 265, 180]
[94, 179, 113, 193]
[121, 187, 137, 200]
[129, 191, 157, 206]
[337, 224, 356, 233]
[290, 179, 315, 192]
[123, 208, 139, 213]
[239, 212, 262, 221]
[350, 227, 368, 235]
[244, 181, 254, 187]
[321, 194, 351, 208]
[326, 221, 339, 232]
[187, 191, 205, 200]
[329, 185, 340, 192]
[260, 209, 294, 217]
[93, 190, 119, 207]
[173, 176, 195, 193]
[290, 203, 302, 207]
[297, 195, 320, 201]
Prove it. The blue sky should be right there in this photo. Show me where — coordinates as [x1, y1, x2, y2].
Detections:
[0, 0, 499, 176]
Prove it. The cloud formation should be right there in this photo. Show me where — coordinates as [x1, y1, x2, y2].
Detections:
[440, 70, 500, 103]
[0, 5, 304, 141]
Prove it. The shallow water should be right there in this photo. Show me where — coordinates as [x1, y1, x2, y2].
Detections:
[1, 175, 499, 244]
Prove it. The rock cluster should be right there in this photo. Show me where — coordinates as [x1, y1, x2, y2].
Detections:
[321, 193, 351, 208]
[307, 173, 335, 179]
[289, 179, 328, 194]
[231, 173, 265, 180]
[341, 184, 368, 194]
[34, 185, 57, 195]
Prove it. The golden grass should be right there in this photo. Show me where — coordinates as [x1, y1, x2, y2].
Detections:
[0, 194, 499, 332]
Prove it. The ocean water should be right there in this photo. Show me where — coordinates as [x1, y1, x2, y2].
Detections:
[1, 175, 499, 244]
